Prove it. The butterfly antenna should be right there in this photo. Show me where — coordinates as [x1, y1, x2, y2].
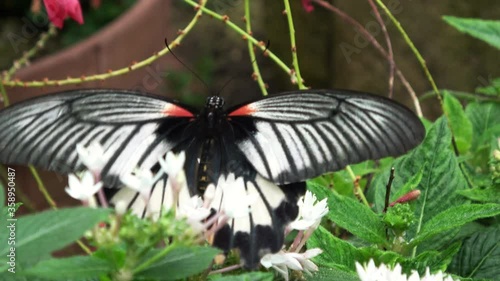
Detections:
[216, 40, 271, 96]
[164, 37, 211, 93]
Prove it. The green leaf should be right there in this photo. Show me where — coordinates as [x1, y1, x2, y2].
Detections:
[0, 207, 111, 264]
[22, 256, 112, 280]
[476, 77, 500, 97]
[373, 167, 423, 213]
[307, 266, 360, 281]
[307, 226, 365, 269]
[210, 272, 274, 281]
[411, 204, 500, 246]
[443, 92, 473, 153]
[466, 102, 500, 153]
[371, 117, 468, 252]
[136, 246, 219, 280]
[448, 226, 500, 280]
[308, 183, 386, 245]
[401, 242, 461, 274]
[443, 16, 500, 50]
[457, 187, 500, 203]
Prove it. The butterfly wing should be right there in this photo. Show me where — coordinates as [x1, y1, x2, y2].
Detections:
[227, 89, 425, 184]
[0, 89, 197, 186]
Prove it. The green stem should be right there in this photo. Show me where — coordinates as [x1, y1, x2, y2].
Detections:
[373, 0, 441, 102]
[183, 0, 293, 79]
[29, 166, 57, 209]
[5, 25, 57, 80]
[283, 0, 306, 89]
[133, 242, 177, 274]
[2, 4, 204, 88]
[244, 0, 268, 96]
[346, 166, 369, 207]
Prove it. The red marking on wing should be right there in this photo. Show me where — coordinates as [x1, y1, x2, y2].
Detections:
[228, 104, 257, 116]
[162, 104, 194, 117]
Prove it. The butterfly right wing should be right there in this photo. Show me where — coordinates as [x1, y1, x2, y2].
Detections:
[0, 89, 197, 187]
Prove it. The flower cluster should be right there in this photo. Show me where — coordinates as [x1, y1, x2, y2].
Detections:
[356, 260, 459, 281]
[260, 190, 329, 280]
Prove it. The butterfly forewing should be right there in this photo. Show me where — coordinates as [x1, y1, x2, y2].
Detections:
[0, 89, 197, 186]
[227, 90, 425, 184]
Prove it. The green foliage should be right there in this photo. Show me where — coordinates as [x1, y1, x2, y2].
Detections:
[449, 226, 500, 280]
[136, 246, 219, 280]
[308, 182, 386, 245]
[22, 256, 113, 280]
[443, 16, 500, 50]
[210, 272, 275, 281]
[410, 204, 500, 246]
[443, 91, 473, 154]
[0, 207, 111, 264]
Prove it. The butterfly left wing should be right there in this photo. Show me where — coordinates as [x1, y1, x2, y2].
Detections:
[226, 89, 425, 184]
[0, 89, 197, 187]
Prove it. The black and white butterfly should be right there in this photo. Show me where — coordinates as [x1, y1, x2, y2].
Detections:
[0, 89, 425, 267]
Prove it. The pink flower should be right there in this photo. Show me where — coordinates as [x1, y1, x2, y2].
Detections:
[302, 0, 314, 13]
[43, 0, 84, 28]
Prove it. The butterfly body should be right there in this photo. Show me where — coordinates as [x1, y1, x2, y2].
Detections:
[0, 88, 425, 268]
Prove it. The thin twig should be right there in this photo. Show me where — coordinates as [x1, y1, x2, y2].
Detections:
[283, 0, 306, 89]
[183, 0, 295, 81]
[312, 0, 422, 117]
[366, 0, 394, 98]
[383, 167, 395, 213]
[244, 0, 268, 96]
[2, 3, 206, 88]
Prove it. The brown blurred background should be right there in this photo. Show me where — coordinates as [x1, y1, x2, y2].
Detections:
[0, 0, 499, 214]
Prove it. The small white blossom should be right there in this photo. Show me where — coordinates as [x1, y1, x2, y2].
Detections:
[177, 196, 211, 231]
[121, 169, 155, 197]
[159, 151, 187, 193]
[261, 249, 322, 281]
[356, 259, 459, 281]
[65, 171, 103, 207]
[76, 142, 105, 173]
[289, 191, 328, 230]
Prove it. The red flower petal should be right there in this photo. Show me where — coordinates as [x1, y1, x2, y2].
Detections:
[301, 0, 314, 13]
[65, 0, 84, 25]
[43, 0, 84, 28]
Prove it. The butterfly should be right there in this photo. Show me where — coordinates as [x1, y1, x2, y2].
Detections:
[0, 88, 425, 268]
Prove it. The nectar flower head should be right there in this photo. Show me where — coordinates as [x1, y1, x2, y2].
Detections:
[261, 248, 322, 281]
[43, 0, 84, 28]
[76, 142, 105, 174]
[159, 151, 187, 193]
[355, 259, 459, 281]
[289, 190, 328, 230]
[65, 170, 102, 207]
[120, 168, 156, 198]
[177, 195, 211, 232]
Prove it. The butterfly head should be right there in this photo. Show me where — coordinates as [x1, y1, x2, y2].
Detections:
[206, 96, 224, 110]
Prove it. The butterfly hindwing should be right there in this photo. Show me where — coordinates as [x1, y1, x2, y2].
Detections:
[0, 89, 197, 186]
[227, 89, 425, 184]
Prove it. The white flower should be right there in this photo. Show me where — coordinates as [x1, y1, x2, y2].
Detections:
[219, 174, 257, 218]
[159, 151, 187, 193]
[261, 249, 322, 281]
[355, 259, 459, 281]
[121, 169, 156, 197]
[65, 171, 103, 207]
[289, 191, 328, 230]
[76, 142, 105, 173]
[177, 196, 211, 231]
